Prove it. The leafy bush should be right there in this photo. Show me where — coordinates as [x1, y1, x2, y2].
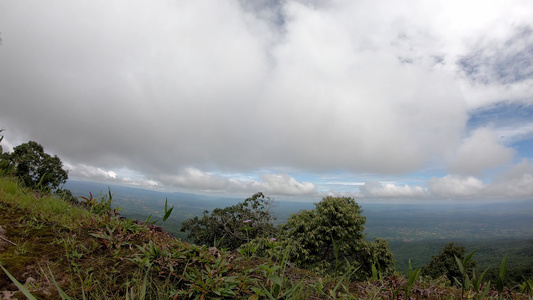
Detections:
[279, 196, 394, 278]
[181, 192, 277, 250]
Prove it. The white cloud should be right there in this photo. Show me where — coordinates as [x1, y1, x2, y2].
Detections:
[484, 159, 533, 198]
[448, 127, 515, 175]
[359, 182, 427, 198]
[69, 164, 119, 181]
[428, 160, 533, 199]
[0, 0, 468, 177]
[158, 168, 231, 192]
[428, 175, 485, 198]
[1, 0, 533, 201]
[494, 122, 533, 144]
[157, 168, 316, 196]
[68, 163, 160, 187]
[260, 173, 316, 195]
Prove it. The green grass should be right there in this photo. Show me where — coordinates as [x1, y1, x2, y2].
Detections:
[0, 176, 99, 227]
[1, 174, 532, 299]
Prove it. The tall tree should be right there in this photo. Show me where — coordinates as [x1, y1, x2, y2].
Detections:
[1, 141, 68, 191]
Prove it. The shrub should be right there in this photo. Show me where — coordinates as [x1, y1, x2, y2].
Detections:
[279, 196, 394, 278]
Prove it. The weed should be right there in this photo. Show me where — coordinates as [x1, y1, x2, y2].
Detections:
[14, 241, 29, 255]
[0, 264, 38, 300]
[497, 255, 508, 300]
[454, 249, 476, 298]
[78, 187, 118, 216]
[404, 259, 421, 299]
[162, 197, 174, 227]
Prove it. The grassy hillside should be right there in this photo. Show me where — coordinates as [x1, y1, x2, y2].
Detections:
[1, 175, 532, 299]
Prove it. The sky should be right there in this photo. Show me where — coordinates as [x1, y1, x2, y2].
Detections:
[1, 0, 533, 202]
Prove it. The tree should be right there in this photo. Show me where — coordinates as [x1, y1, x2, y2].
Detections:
[181, 192, 277, 250]
[421, 242, 476, 284]
[1, 141, 68, 191]
[280, 196, 394, 278]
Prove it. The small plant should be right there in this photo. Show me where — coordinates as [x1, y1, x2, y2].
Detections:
[238, 219, 258, 258]
[90, 224, 130, 252]
[471, 268, 491, 299]
[14, 241, 29, 255]
[309, 277, 325, 297]
[454, 249, 476, 298]
[178, 256, 240, 299]
[328, 260, 360, 299]
[0, 264, 75, 300]
[0, 264, 38, 300]
[404, 260, 421, 299]
[520, 276, 533, 299]
[78, 188, 117, 216]
[118, 217, 148, 234]
[162, 197, 174, 227]
[144, 213, 159, 225]
[452, 249, 492, 300]
[331, 235, 346, 276]
[496, 254, 508, 300]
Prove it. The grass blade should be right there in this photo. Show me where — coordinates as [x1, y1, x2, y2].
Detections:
[0, 264, 38, 300]
[47, 265, 73, 300]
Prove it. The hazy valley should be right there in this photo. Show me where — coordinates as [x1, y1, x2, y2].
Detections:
[65, 180, 533, 276]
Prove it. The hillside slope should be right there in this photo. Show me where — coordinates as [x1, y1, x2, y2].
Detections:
[0, 176, 531, 299]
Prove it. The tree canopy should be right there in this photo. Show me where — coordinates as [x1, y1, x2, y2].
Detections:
[180, 192, 277, 250]
[280, 196, 394, 277]
[421, 242, 476, 284]
[0, 140, 68, 191]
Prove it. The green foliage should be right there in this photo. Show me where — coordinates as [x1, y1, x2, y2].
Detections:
[162, 197, 174, 226]
[470, 268, 491, 300]
[0, 140, 68, 191]
[421, 242, 476, 284]
[405, 260, 421, 299]
[497, 254, 508, 300]
[54, 187, 78, 204]
[520, 276, 533, 296]
[0, 129, 10, 173]
[280, 196, 394, 278]
[181, 192, 277, 250]
[0, 264, 38, 300]
[78, 188, 118, 216]
[445, 249, 492, 300]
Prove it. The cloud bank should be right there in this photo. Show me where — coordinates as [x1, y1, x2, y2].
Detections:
[1, 0, 532, 200]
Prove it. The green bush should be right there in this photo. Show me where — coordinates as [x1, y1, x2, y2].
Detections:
[279, 196, 394, 278]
